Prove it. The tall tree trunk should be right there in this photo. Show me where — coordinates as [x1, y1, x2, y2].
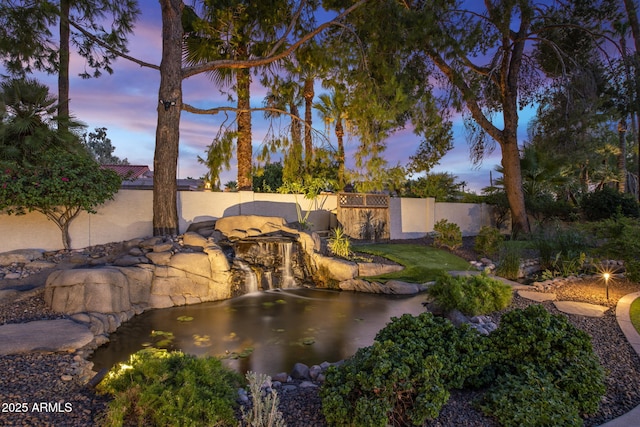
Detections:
[618, 118, 627, 193]
[237, 66, 252, 190]
[336, 119, 345, 188]
[501, 136, 529, 235]
[154, 0, 183, 236]
[623, 0, 640, 198]
[303, 77, 314, 168]
[58, 0, 70, 130]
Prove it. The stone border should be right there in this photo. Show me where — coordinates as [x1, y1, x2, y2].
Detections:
[598, 292, 640, 427]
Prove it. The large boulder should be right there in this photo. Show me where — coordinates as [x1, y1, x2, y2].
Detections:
[339, 278, 427, 295]
[44, 268, 131, 314]
[0, 319, 94, 355]
[169, 252, 212, 278]
[215, 215, 288, 237]
[312, 254, 358, 281]
[358, 262, 404, 277]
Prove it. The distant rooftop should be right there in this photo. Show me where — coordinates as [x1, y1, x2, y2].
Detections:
[101, 165, 153, 179]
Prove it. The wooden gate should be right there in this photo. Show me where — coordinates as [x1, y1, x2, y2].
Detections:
[337, 193, 390, 241]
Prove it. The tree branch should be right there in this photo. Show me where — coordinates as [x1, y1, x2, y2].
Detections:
[182, 0, 369, 79]
[68, 20, 160, 70]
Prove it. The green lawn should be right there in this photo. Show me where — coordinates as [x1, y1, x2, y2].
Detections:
[353, 243, 472, 283]
[631, 297, 640, 334]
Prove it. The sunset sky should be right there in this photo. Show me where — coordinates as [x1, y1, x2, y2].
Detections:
[3, 2, 539, 192]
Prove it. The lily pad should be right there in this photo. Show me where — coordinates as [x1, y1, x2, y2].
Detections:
[177, 316, 194, 322]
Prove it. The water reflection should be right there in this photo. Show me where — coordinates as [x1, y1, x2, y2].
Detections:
[90, 289, 426, 375]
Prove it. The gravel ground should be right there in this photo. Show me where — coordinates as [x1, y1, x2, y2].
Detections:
[2, 238, 640, 426]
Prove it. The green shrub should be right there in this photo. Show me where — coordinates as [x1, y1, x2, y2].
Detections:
[485, 305, 605, 416]
[580, 186, 640, 221]
[588, 216, 640, 282]
[495, 242, 522, 280]
[328, 226, 352, 258]
[97, 348, 242, 427]
[321, 313, 489, 426]
[427, 273, 512, 316]
[480, 369, 582, 427]
[474, 226, 504, 258]
[433, 219, 462, 250]
[532, 222, 593, 272]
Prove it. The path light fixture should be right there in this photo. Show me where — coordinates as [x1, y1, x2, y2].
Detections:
[603, 272, 611, 301]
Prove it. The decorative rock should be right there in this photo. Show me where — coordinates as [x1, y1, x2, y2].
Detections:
[299, 381, 318, 388]
[145, 251, 172, 265]
[25, 260, 57, 270]
[0, 249, 44, 266]
[3, 272, 21, 280]
[313, 253, 359, 281]
[309, 365, 323, 380]
[553, 301, 609, 317]
[113, 255, 148, 266]
[45, 268, 131, 314]
[290, 362, 310, 380]
[61, 375, 73, 382]
[0, 319, 94, 355]
[518, 290, 557, 302]
[339, 278, 426, 295]
[152, 242, 174, 253]
[385, 280, 427, 295]
[272, 372, 289, 383]
[139, 237, 164, 249]
[182, 232, 209, 248]
[446, 309, 469, 328]
[357, 262, 404, 277]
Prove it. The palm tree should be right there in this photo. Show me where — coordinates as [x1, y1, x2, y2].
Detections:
[184, 1, 293, 190]
[0, 78, 82, 168]
[262, 74, 304, 183]
[314, 89, 351, 188]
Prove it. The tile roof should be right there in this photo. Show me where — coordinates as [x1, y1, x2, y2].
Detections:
[101, 165, 152, 179]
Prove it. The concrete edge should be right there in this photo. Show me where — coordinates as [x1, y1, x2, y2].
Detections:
[598, 291, 640, 427]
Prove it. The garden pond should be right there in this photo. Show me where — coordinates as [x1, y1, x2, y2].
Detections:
[90, 288, 426, 374]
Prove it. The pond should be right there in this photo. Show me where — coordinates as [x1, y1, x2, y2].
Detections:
[90, 289, 426, 375]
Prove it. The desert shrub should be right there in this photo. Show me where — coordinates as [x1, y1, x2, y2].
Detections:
[580, 186, 640, 221]
[494, 242, 522, 280]
[433, 219, 462, 250]
[241, 371, 285, 427]
[97, 348, 242, 427]
[474, 226, 504, 258]
[321, 313, 489, 426]
[484, 305, 605, 417]
[328, 226, 352, 258]
[427, 273, 512, 316]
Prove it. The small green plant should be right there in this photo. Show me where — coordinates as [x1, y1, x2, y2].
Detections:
[427, 272, 513, 316]
[540, 251, 587, 279]
[433, 219, 462, 250]
[474, 226, 503, 258]
[321, 313, 489, 426]
[495, 242, 522, 280]
[97, 348, 241, 427]
[328, 226, 352, 258]
[240, 371, 286, 427]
